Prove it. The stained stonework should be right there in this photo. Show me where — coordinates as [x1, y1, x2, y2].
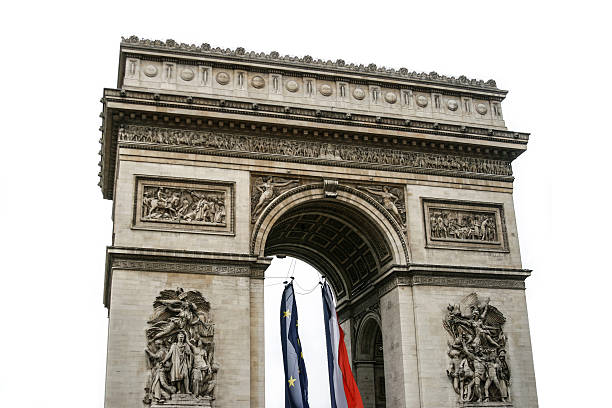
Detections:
[99, 37, 537, 408]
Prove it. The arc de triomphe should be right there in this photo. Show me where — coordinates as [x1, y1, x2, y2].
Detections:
[98, 37, 538, 408]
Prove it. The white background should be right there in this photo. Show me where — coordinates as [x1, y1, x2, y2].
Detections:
[1, 1, 610, 406]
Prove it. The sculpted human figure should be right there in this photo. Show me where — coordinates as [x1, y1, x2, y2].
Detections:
[188, 338, 211, 398]
[143, 188, 179, 219]
[361, 185, 404, 225]
[144, 340, 174, 403]
[470, 301, 501, 349]
[462, 343, 487, 402]
[252, 178, 297, 219]
[162, 332, 193, 394]
[446, 349, 463, 394]
[437, 213, 447, 238]
[150, 298, 198, 340]
[483, 351, 503, 402]
[497, 350, 511, 401]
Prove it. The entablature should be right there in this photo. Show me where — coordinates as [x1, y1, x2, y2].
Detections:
[98, 86, 528, 199]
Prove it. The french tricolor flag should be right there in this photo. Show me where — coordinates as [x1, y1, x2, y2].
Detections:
[321, 282, 364, 408]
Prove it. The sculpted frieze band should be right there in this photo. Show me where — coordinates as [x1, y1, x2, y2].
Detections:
[119, 125, 513, 178]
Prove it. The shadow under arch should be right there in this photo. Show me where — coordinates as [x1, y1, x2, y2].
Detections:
[252, 182, 409, 302]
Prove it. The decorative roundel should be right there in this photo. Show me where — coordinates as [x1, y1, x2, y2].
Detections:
[180, 68, 195, 81]
[251, 75, 265, 89]
[353, 87, 366, 100]
[447, 99, 459, 111]
[216, 72, 230, 85]
[144, 65, 158, 78]
[285, 80, 299, 92]
[416, 95, 428, 108]
[384, 92, 397, 104]
[476, 103, 488, 115]
[320, 84, 333, 96]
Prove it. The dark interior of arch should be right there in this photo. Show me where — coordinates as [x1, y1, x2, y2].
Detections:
[264, 199, 393, 301]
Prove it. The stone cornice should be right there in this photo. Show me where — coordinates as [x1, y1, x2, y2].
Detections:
[103, 246, 270, 309]
[121, 36, 504, 94]
[104, 88, 529, 144]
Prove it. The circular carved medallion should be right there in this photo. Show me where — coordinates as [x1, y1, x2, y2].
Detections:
[216, 72, 230, 85]
[416, 95, 428, 108]
[384, 92, 397, 104]
[180, 68, 195, 81]
[285, 80, 299, 92]
[476, 103, 488, 115]
[144, 65, 158, 78]
[353, 88, 366, 100]
[320, 84, 333, 96]
[251, 76, 265, 89]
[447, 99, 459, 111]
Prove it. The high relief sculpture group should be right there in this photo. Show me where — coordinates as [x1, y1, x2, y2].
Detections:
[143, 288, 218, 406]
[444, 293, 511, 403]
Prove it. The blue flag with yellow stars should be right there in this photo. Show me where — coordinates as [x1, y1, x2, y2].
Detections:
[280, 282, 310, 408]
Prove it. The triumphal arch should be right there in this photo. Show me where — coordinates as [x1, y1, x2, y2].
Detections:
[98, 36, 538, 408]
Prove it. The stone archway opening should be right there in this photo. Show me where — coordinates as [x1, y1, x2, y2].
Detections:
[262, 256, 332, 407]
[261, 195, 400, 304]
[355, 317, 386, 408]
[259, 191, 399, 406]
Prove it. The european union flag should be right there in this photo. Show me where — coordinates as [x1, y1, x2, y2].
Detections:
[280, 283, 310, 408]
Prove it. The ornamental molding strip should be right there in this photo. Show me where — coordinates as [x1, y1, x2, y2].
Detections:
[133, 176, 235, 235]
[102, 88, 529, 143]
[118, 125, 513, 180]
[412, 275, 524, 290]
[121, 36, 501, 91]
[111, 259, 251, 276]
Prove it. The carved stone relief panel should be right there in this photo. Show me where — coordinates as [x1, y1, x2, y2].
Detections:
[133, 177, 235, 235]
[144, 288, 218, 407]
[444, 293, 511, 404]
[422, 199, 508, 251]
[355, 184, 406, 227]
[250, 175, 302, 222]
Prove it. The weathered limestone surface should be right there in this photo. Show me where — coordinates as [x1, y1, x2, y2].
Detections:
[99, 37, 537, 408]
[113, 159, 251, 254]
[105, 270, 254, 408]
[410, 286, 538, 407]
